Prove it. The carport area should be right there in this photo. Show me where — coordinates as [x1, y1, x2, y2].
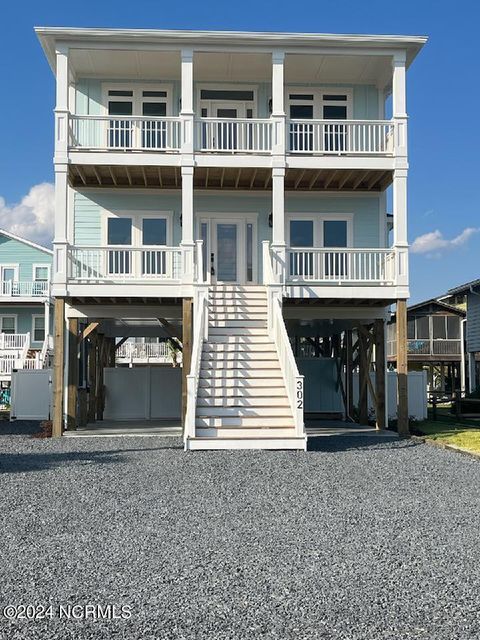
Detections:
[53, 297, 193, 436]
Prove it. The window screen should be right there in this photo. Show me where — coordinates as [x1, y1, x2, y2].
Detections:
[446, 316, 460, 339]
[432, 316, 447, 339]
[416, 317, 430, 340]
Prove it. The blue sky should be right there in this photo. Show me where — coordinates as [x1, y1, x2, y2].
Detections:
[0, 0, 478, 302]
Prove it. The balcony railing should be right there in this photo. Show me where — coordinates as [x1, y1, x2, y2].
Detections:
[1, 281, 49, 297]
[288, 120, 394, 155]
[286, 248, 396, 284]
[68, 114, 397, 157]
[69, 115, 182, 152]
[67, 246, 183, 282]
[195, 118, 272, 153]
[388, 339, 462, 357]
[0, 333, 29, 350]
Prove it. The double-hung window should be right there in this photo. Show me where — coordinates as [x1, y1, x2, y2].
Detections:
[32, 316, 45, 343]
[33, 265, 50, 295]
[0, 316, 16, 335]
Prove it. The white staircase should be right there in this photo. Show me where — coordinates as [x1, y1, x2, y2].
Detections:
[186, 285, 306, 450]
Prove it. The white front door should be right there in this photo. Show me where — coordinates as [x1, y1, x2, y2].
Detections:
[199, 218, 256, 285]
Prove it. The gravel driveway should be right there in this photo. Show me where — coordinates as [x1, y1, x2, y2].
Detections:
[0, 422, 479, 639]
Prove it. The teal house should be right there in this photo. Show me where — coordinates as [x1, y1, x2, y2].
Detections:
[0, 229, 53, 386]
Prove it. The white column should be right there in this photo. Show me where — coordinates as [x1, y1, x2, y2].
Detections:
[53, 46, 69, 293]
[44, 301, 50, 342]
[393, 168, 408, 290]
[271, 50, 285, 157]
[392, 52, 408, 159]
[271, 167, 286, 282]
[180, 49, 194, 157]
[460, 319, 467, 393]
[181, 166, 195, 283]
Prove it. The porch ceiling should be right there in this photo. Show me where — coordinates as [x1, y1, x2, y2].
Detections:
[68, 165, 392, 192]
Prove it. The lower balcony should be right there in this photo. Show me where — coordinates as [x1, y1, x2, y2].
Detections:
[388, 339, 462, 360]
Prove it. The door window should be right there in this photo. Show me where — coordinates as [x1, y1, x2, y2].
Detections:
[323, 220, 348, 277]
[289, 221, 314, 277]
[289, 96, 314, 152]
[107, 90, 133, 148]
[216, 224, 238, 282]
[322, 94, 348, 152]
[142, 91, 168, 149]
[107, 218, 132, 275]
[142, 218, 168, 276]
[1, 267, 17, 295]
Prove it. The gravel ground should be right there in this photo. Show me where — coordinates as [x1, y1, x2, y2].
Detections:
[0, 421, 479, 640]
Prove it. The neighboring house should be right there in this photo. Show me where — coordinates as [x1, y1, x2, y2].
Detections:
[445, 279, 480, 392]
[387, 298, 467, 396]
[0, 229, 53, 396]
[37, 27, 426, 448]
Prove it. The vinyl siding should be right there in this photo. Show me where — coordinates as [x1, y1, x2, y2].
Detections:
[73, 189, 383, 280]
[467, 293, 480, 352]
[0, 305, 50, 347]
[0, 235, 52, 282]
[75, 78, 379, 120]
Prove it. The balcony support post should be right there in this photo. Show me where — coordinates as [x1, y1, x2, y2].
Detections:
[392, 52, 408, 160]
[396, 299, 409, 436]
[44, 300, 50, 343]
[180, 49, 194, 158]
[271, 167, 286, 283]
[66, 318, 78, 431]
[374, 318, 386, 430]
[271, 50, 286, 157]
[181, 166, 195, 283]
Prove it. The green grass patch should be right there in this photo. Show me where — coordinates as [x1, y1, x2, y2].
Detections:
[416, 421, 480, 454]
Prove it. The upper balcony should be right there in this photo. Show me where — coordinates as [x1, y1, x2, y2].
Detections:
[40, 29, 423, 189]
[0, 280, 49, 301]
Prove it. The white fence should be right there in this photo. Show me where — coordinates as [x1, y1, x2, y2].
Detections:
[195, 118, 272, 153]
[116, 341, 181, 364]
[286, 248, 396, 284]
[288, 120, 394, 154]
[104, 366, 181, 420]
[69, 115, 182, 151]
[68, 246, 183, 282]
[353, 371, 428, 421]
[10, 369, 52, 421]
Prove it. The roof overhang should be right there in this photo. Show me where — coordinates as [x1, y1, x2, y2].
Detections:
[35, 26, 427, 76]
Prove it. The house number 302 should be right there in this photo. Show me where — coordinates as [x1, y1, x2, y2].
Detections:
[296, 380, 304, 409]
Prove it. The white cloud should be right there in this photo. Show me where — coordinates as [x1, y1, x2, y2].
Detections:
[0, 183, 54, 248]
[411, 227, 480, 257]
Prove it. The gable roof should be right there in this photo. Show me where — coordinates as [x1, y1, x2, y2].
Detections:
[448, 279, 480, 295]
[390, 298, 466, 322]
[0, 228, 53, 256]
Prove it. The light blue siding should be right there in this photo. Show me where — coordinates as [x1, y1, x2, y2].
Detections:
[467, 292, 480, 352]
[73, 189, 383, 280]
[0, 305, 51, 347]
[0, 234, 52, 281]
[75, 78, 379, 120]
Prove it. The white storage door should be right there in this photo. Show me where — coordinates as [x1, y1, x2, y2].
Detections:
[10, 369, 53, 421]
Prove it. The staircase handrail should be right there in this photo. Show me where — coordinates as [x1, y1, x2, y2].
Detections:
[184, 288, 209, 445]
[270, 296, 305, 439]
[16, 332, 31, 369]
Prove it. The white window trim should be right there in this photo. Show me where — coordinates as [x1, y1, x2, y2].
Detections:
[286, 213, 354, 248]
[197, 84, 258, 118]
[103, 210, 174, 247]
[0, 315, 17, 334]
[32, 315, 45, 343]
[286, 87, 353, 120]
[101, 83, 174, 117]
[0, 264, 19, 282]
[32, 263, 51, 282]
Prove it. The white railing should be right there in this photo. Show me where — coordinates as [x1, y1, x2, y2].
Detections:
[184, 290, 209, 446]
[116, 341, 182, 364]
[69, 115, 182, 151]
[195, 118, 272, 153]
[67, 246, 183, 282]
[1, 281, 49, 297]
[288, 119, 394, 154]
[0, 355, 17, 376]
[0, 333, 29, 350]
[286, 248, 396, 284]
[270, 296, 305, 439]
